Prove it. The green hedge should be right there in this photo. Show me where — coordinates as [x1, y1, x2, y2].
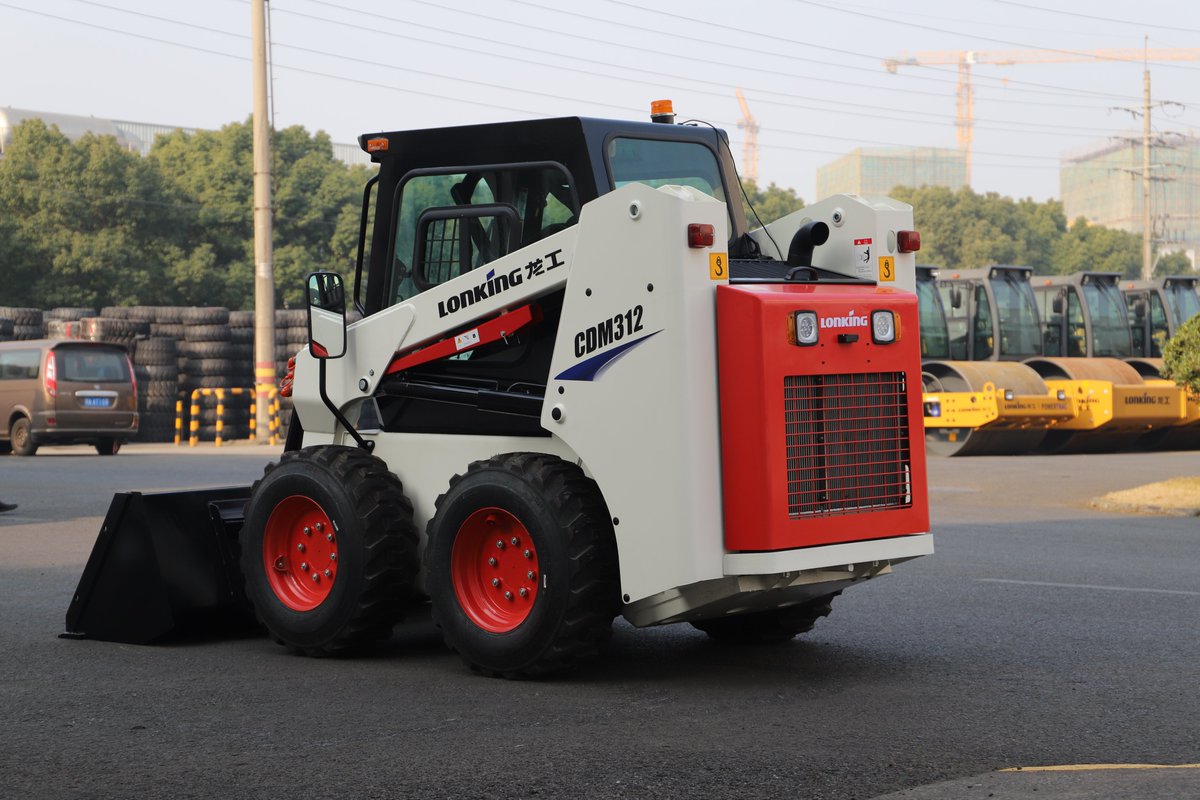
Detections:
[1162, 313, 1200, 395]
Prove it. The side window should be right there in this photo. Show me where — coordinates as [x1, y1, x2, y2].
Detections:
[1149, 293, 1169, 357]
[1036, 288, 1064, 357]
[0, 349, 40, 380]
[972, 285, 994, 359]
[1066, 289, 1086, 357]
[939, 282, 969, 360]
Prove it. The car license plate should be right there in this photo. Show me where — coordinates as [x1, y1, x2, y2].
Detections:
[83, 397, 110, 408]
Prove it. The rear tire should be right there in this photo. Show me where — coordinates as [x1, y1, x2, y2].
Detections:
[240, 446, 420, 656]
[691, 593, 839, 643]
[10, 417, 37, 456]
[426, 453, 620, 678]
[95, 437, 121, 456]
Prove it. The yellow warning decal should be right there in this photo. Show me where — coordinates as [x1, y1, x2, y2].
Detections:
[709, 252, 728, 281]
[878, 256, 895, 282]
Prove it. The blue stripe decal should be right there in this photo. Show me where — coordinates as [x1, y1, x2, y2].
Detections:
[554, 330, 662, 382]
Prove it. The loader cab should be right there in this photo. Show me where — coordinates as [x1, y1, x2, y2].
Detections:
[1034, 272, 1132, 358]
[351, 116, 746, 437]
[934, 266, 1041, 361]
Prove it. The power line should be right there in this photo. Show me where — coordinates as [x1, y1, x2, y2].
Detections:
[789, 0, 1200, 73]
[986, 0, 1200, 35]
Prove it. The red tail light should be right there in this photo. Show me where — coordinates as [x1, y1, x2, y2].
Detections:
[44, 351, 57, 398]
[688, 223, 715, 248]
[897, 230, 921, 253]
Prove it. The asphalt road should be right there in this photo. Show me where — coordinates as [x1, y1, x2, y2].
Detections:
[1, 443, 1198, 799]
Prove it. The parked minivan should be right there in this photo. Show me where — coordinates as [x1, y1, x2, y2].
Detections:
[0, 339, 138, 456]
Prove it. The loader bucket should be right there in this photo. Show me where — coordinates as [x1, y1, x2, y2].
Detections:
[63, 487, 256, 644]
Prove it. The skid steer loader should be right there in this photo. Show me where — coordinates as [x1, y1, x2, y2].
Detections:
[66, 106, 932, 677]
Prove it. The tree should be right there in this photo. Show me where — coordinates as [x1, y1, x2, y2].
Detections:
[1052, 218, 1141, 277]
[1155, 250, 1194, 277]
[739, 179, 804, 225]
[1162, 313, 1200, 395]
[0, 119, 186, 307]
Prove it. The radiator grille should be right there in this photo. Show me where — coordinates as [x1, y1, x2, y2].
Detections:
[784, 372, 912, 518]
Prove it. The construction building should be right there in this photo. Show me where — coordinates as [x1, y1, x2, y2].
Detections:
[0, 107, 370, 166]
[816, 146, 967, 198]
[1060, 135, 1200, 270]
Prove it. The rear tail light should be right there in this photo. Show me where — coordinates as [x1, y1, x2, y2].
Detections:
[44, 351, 57, 398]
[126, 353, 137, 406]
[897, 230, 921, 253]
[688, 223, 715, 248]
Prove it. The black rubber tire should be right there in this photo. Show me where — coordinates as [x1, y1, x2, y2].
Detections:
[426, 452, 620, 678]
[10, 417, 37, 456]
[240, 446, 420, 656]
[180, 341, 234, 359]
[95, 437, 121, 456]
[183, 324, 231, 343]
[181, 306, 231, 325]
[691, 592, 839, 643]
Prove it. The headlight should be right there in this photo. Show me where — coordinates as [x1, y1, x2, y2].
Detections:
[793, 311, 819, 346]
[871, 310, 896, 344]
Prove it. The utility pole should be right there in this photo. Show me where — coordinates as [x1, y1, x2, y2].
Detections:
[1141, 56, 1153, 281]
[251, 0, 277, 442]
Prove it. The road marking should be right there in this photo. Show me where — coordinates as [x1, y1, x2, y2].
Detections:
[1002, 764, 1200, 772]
[978, 578, 1200, 597]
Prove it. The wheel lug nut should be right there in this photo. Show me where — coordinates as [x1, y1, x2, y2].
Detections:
[510, 537, 520, 546]
[316, 522, 325, 532]
[519, 588, 528, 598]
[303, 527, 312, 536]
[488, 557, 498, 567]
[301, 562, 309, 571]
[326, 533, 334, 542]
[312, 573, 320, 582]
[491, 578, 501, 587]
[329, 553, 337, 562]
[324, 569, 332, 578]
[496, 540, 504, 549]
[527, 571, 535, 580]
[297, 543, 306, 553]
[523, 549, 532, 559]
[504, 591, 513, 601]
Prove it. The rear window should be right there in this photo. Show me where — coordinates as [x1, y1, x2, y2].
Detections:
[57, 348, 130, 383]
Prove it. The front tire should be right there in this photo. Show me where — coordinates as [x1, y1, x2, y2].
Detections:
[691, 593, 839, 643]
[240, 445, 419, 656]
[95, 437, 121, 456]
[426, 453, 620, 678]
[10, 417, 36, 456]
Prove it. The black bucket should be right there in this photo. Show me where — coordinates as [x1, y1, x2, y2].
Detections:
[63, 487, 256, 644]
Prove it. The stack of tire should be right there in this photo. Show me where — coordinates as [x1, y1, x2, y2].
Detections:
[177, 307, 236, 442]
[43, 307, 95, 338]
[132, 336, 180, 442]
[0, 307, 44, 341]
[0, 318, 13, 343]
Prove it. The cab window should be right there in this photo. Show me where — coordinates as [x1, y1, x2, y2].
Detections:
[607, 137, 732, 237]
[387, 165, 577, 308]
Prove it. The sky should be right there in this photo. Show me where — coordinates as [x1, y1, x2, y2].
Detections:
[1, 0, 1198, 204]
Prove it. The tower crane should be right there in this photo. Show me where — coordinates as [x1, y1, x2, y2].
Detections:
[735, 87, 760, 183]
[883, 47, 1200, 185]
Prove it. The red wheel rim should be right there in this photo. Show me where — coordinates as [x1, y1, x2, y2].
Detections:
[262, 495, 339, 611]
[451, 507, 539, 633]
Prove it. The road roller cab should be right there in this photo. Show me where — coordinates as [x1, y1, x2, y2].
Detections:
[1121, 276, 1200, 358]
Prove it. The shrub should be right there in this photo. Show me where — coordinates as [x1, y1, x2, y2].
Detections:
[1162, 312, 1200, 395]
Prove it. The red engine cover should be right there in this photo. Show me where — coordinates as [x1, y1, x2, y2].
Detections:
[717, 282, 930, 552]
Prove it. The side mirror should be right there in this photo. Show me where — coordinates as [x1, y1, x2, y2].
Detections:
[307, 272, 346, 359]
[949, 286, 963, 310]
[1051, 292, 1064, 315]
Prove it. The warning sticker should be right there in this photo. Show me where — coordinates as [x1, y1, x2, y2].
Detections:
[709, 252, 728, 281]
[854, 238, 873, 279]
[878, 256, 896, 282]
[454, 329, 481, 351]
